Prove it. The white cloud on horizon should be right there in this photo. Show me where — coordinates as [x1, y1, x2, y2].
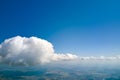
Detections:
[0, 36, 120, 66]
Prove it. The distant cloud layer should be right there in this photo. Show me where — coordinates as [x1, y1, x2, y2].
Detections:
[0, 36, 77, 66]
[0, 36, 120, 66]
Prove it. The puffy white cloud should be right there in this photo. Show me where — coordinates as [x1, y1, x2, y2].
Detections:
[0, 36, 119, 66]
[0, 36, 77, 66]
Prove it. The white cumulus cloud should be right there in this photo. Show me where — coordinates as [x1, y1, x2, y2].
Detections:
[0, 36, 77, 66]
[0, 36, 119, 66]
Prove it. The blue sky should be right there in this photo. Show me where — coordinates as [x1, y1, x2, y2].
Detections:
[0, 0, 120, 56]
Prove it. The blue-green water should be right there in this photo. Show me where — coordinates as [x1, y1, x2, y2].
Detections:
[0, 60, 120, 80]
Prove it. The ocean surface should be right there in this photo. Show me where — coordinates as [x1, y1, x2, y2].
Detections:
[0, 60, 120, 80]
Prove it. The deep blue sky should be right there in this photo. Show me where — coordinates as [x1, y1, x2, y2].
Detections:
[0, 0, 120, 56]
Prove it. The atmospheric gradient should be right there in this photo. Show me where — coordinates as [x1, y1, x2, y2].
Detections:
[1, 0, 120, 80]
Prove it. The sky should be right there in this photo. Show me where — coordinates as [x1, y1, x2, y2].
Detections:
[0, 0, 120, 56]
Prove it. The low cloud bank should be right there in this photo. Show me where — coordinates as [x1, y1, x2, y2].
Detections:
[78, 56, 120, 60]
[0, 36, 119, 66]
